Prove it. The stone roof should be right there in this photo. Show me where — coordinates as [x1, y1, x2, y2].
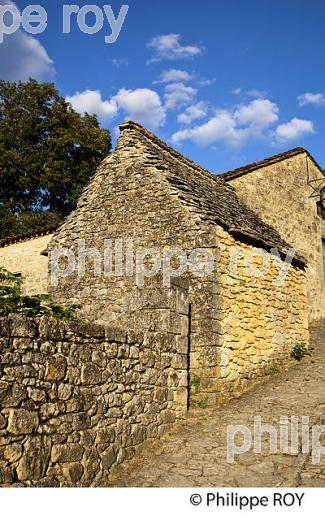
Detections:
[0, 225, 58, 249]
[218, 147, 324, 182]
[119, 121, 307, 267]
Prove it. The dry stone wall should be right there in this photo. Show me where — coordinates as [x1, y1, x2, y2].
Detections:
[0, 306, 188, 486]
[216, 226, 309, 400]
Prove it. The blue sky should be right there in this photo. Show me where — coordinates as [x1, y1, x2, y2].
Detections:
[1, 0, 325, 172]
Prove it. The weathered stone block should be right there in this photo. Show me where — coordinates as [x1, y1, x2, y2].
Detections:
[101, 447, 117, 471]
[51, 444, 84, 463]
[16, 438, 51, 481]
[62, 462, 84, 483]
[27, 388, 46, 403]
[0, 465, 13, 485]
[9, 315, 38, 338]
[81, 363, 102, 385]
[7, 409, 39, 435]
[171, 353, 187, 370]
[0, 318, 10, 338]
[72, 412, 91, 431]
[95, 427, 116, 446]
[175, 335, 189, 354]
[38, 316, 66, 341]
[45, 354, 67, 382]
[58, 383, 73, 401]
[4, 443, 22, 463]
[105, 327, 127, 343]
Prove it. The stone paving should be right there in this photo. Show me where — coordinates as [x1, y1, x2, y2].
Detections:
[107, 326, 325, 487]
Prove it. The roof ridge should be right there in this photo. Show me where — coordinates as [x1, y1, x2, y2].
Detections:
[0, 225, 59, 249]
[218, 147, 323, 181]
[119, 120, 222, 184]
[119, 121, 323, 186]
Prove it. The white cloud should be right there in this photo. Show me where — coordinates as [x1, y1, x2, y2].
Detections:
[177, 102, 207, 124]
[147, 34, 203, 63]
[246, 89, 267, 98]
[164, 82, 197, 110]
[297, 92, 325, 107]
[172, 98, 280, 147]
[275, 118, 315, 142]
[66, 87, 166, 129]
[110, 58, 129, 67]
[233, 88, 267, 98]
[172, 110, 246, 147]
[235, 99, 279, 128]
[156, 69, 192, 83]
[0, 1, 55, 81]
[113, 88, 166, 128]
[66, 90, 118, 121]
[198, 77, 216, 87]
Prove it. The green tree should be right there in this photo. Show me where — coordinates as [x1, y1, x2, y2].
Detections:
[0, 79, 111, 239]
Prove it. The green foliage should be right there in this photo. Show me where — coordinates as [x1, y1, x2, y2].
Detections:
[189, 397, 208, 409]
[190, 375, 208, 408]
[191, 374, 201, 393]
[0, 267, 79, 320]
[0, 208, 62, 240]
[265, 366, 279, 376]
[198, 397, 208, 409]
[0, 79, 111, 239]
[291, 342, 312, 361]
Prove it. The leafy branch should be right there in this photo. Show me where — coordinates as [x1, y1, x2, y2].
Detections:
[0, 267, 79, 320]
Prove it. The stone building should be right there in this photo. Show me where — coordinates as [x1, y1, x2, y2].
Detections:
[219, 148, 325, 324]
[2, 121, 324, 403]
[2, 121, 325, 486]
[47, 121, 309, 404]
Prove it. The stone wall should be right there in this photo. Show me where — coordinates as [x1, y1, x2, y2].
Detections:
[226, 153, 325, 323]
[0, 308, 188, 486]
[0, 235, 53, 295]
[216, 227, 309, 400]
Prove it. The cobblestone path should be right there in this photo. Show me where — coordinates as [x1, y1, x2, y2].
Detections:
[108, 325, 325, 487]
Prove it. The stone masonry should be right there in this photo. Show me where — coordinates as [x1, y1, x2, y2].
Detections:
[0, 279, 188, 487]
[216, 226, 309, 401]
